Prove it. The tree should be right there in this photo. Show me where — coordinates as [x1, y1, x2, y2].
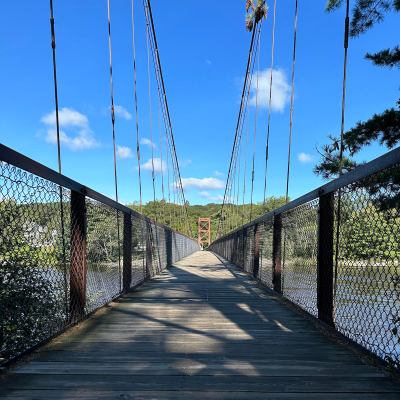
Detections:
[245, 0, 268, 31]
[315, 1, 400, 179]
[0, 200, 66, 362]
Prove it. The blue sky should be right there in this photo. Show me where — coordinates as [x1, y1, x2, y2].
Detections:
[0, 1, 398, 205]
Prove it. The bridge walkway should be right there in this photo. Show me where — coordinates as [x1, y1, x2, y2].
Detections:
[1, 251, 400, 399]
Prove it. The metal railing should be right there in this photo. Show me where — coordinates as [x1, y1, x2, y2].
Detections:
[210, 147, 400, 370]
[0, 144, 199, 364]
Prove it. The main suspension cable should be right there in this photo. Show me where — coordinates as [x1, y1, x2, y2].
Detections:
[249, 28, 262, 221]
[144, 0, 190, 235]
[222, 25, 260, 234]
[145, 16, 157, 208]
[217, 25, 257, 237]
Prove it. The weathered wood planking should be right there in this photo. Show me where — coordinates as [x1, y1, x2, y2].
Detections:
[1, 251, 400, 399]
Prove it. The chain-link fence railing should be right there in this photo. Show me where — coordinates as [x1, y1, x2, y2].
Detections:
[210, 147, 400, 370]
[0, 145, 200, 364]
[281, 199, 319, 317]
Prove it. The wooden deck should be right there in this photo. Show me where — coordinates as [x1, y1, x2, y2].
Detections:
[1, 251, 400, 399]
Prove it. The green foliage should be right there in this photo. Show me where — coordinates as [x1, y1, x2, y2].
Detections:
[86, 202, 121, 263]
[245, 0, 268, 31]
[326, 0, 400, 36]
[340, 202, 400, 260]
[366, 46, 400, 68]
[130, 197, 286, 241]
[0, 200, 66, 362]
[314, 106, 400, 179]
[317, 1, 400, 182]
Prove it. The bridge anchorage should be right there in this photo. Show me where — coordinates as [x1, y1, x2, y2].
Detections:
[1, 0, 400, 398]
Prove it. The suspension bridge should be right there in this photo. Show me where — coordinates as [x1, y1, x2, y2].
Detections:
[1, 0, 400, 398]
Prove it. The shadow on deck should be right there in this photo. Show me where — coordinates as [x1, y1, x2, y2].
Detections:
[1, 251, 400, 399]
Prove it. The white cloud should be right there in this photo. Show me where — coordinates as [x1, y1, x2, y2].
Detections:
[114, 105, 132, 120]
[199, 191, 224, 202]
[140, 138, 156, 149]
[179, 177, 225, 190]
[117, 146, 133, 159]
[141, 157, 166, 173]
[249, 68, 291, 112]
[41, 107, 98, 151]
[205, 59, 212, 65]
[214, 170, 224, 177]
[298, 152, 313, 163]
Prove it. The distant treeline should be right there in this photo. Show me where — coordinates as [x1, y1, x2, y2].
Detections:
[129, 197, 287, 241]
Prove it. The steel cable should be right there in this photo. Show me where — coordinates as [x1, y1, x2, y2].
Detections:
[48, 0, 68, 320]
[263, 0, 277, 203]
[131, 0, 143, 211]
[106, 0, 122, 290]
[285, 0, 299, 204]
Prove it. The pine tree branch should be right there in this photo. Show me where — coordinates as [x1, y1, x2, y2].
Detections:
[365, 46, 400, 67]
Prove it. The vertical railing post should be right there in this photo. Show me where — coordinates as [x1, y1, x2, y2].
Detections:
[272, 214, 282, 293]
[253, 223, 260, 279]
[123, 212, 132, 292]
[70, 190, 87, 320]
[317, 191, 335, 326]
[145, 220, 153, 278]
[166, 228, 172, 267]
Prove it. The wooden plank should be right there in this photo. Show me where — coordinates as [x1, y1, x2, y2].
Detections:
[2, 391, 400, 400]
[1, 250, 399, 399]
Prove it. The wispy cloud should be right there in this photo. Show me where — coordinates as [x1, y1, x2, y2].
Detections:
[114, 105, 132, 120]
[117, 145, 133, 159]
[298, 152, 313, 163]
[205, 59, 212, 65]
[249, 68, 291, 112]
[179, 159, 192, 168]
[140, 138, 156, 149]
[141, 157, 165, 173]
[214, 170, 224, 177]
[199, 191, 224, 202]
[41, 107, 98, 151]
[179, 177, 225, 190]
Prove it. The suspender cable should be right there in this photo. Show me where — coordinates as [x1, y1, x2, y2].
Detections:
[107, 0, 119, 203]
[106, 0, 122, 290]
[338, 0, 350, 173]
[158, 103, 166, 224]
[49, 0, 68, 319]
[158, 105, 165, 205]
[236, 143, 242, 226]
[242, 123, 250, 225]
[249, 29, 261, 221]
[334, 0, 350, 298]
[131, 0, 143, 211]
[49, 0, 62, 174]
[285, 0, 299, 204]
[263, 0, 277, 203]
[165, 131, 172, 224]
